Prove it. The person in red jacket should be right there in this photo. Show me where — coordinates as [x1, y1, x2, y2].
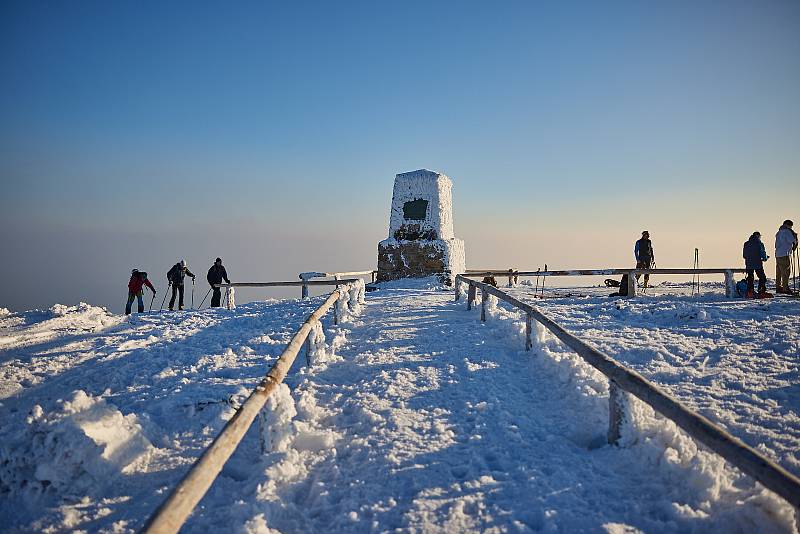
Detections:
[126, 269, 156, 315]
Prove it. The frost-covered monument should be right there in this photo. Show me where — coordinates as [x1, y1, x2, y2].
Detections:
[377, 169, 466, 284]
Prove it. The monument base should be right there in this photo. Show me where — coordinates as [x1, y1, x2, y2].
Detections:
[377, 238, 465, 285]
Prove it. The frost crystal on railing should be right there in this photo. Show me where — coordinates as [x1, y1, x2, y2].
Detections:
[258, 383, 297, 453]
[306, 321, 328, 366]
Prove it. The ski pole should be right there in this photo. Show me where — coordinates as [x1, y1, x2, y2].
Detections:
[149, 291, 156, 312]
[191, 278, 195, 309]
[160, 282, 171, 311]
[198, 288, 212, 309]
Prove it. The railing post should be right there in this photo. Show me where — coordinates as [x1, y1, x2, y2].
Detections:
[608, 380, 629, 445]
[455, 277, 462, 301]
[724, 269, 735, 298]
[304, 333, 313, 367]
[507, 269, 514, 288]
[626, 270, 637, 297]
[467, 284, 476, 310]
[525, 312, 533, 351]
[371, 271, 376, 283]
[301, 283, 309, 299]
[480, 287, 487, 322]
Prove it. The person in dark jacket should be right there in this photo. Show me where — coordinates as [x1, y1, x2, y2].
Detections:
[634, 231, 655, 288]
[743, 231, 769, 296]
[167, 259, 195, 310]
[206, 257, 231, 308]
[126, 269, 156, 315]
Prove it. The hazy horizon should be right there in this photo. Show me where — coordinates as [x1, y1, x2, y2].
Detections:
[2, 1, 798, 312]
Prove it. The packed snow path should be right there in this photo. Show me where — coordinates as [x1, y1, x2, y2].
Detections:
[0, 283, 797, 532]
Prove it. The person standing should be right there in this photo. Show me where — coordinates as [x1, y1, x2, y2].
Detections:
[126, 269, 156, 315]
[775, 220, 798, 294]
[167, 260, 195, 310]
[743, 231, 769, 297]
[206, 257, 231, 307]
[634, 231, 655, 288]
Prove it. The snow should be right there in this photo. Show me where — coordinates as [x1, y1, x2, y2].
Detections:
[0, 280, 798, 532]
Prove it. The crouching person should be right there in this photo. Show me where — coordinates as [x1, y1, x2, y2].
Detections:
[126, 269, 156, 315]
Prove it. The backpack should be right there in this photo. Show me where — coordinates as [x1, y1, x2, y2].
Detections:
[736, 279, 748, 297]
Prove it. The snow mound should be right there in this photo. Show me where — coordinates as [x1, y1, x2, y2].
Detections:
[0, 390, 153, 497]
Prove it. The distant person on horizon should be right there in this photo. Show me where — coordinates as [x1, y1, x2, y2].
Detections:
[634, 231, 655, 288]
[775, 220, 798, 294]
[126, 269, 155, 315]
[167, 260, 195, 310]
[206, 257, 231, 308]
[743, 231, 769, 298]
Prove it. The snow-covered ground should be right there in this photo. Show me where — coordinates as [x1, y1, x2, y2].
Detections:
[0, 280, 798, 532]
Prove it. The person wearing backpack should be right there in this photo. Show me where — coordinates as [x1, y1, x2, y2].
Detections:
[634, 231, 655, 288]
[775, 220, 798, 294]
[167, 260, 196, 310]
[206, 257, 231, 307]
[743, 231, 769, 297]
[126, 269, 156, 315]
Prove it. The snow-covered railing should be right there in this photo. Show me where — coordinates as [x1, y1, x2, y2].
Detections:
[461, 268, 748, 297]
[215, 279, 361, 307]
[455, 275, 800, 513]
[143, 280, 366, 534]
[298, 270, 377, 299]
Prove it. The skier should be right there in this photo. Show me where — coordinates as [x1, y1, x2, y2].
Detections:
[167, 260, 196, 310]
[634, 231, 655, 288]
[126, 269, 156, 315]
[206, 257, 231, 307]
[775, 220, 798, 294]
[743, 231, 769, 298]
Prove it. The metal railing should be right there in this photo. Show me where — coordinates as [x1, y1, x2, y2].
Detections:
[462, 268, 748, 297]
[143, 281, 362, 533]
[298, 270, 377, 298]
[456, 275, 800, 512]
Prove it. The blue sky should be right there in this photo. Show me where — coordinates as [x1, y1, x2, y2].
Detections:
[1, 1, 798, 311]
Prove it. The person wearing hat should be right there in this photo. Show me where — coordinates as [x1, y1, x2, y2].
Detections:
[775, 220, 798, 294]
[206, 257, 231, 308]
[743, 231, 769, 297]
[634, 231, 655, 288]
[167, 259, 195, 310]
[126, 269, 156, 315]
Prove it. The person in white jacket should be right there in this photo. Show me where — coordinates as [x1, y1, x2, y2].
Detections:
[775, 219, 798, 293]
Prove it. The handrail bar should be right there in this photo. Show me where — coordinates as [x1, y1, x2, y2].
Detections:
[143, 285, 354, 533]
[297, 271, 378, 298]
[462, 268, 747, 277]
[299, 270, 377, 280]
[456, 275, 800, 511]
[215, 279, 358, 288]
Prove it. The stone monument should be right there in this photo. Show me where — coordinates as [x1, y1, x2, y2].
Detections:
[377, 169, 466, 284]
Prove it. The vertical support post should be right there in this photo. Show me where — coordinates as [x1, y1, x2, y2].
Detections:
[608, 380, 629, 445]
[301, 283, 309, 299]
[371, 271, 376, 283]
[467, 284, 476, 310]
[626, 270, 636, 298]
[507, 269, 514, 288]
[525, 312, 533, 351]
[724, 269, 735, 298]
[480, 287, 487, 322]
[304, 334, 312, 367]
[455, 277, 462, 301]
